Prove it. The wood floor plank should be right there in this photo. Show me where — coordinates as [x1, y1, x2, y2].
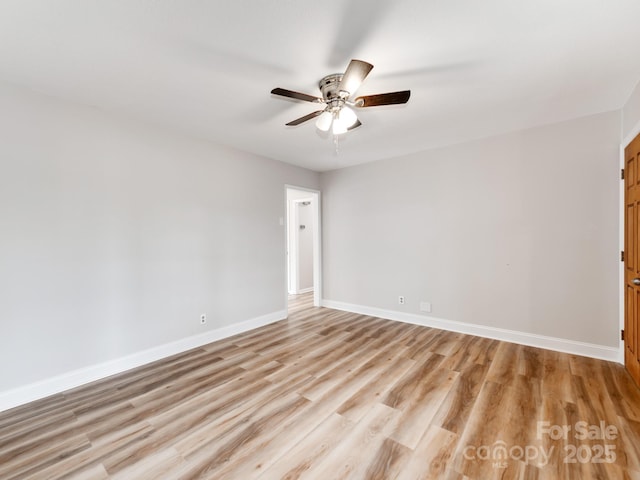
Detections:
[168, 373, 313, 459]
[258, 413, 356, 480]
[65, 463, 110, 480]
[439, 335, 496, 372]
[230, 352, 412, 480]
[385, 365, 459, 449]
[0, 433, 92, 480]
[337, 354, 416, 423]
[485, 341, 521, 385]
[452, 379, 524, 479]
[396, 425, 459, 480]
[109, 448, 183, 480]
[297, 341, 389, 401]
[602, 361, 640, 423]
[364, 437, 413, 480]
[0, 395, 70, 431]
[170, 392, 312, 479]
[18, 422, 154, 480]
[0, 409, 78, 453]
[541, 349, 576, 404]
[518, 345, 545, 379]
[264, 333, 377, 390]
[432, 362, 490, 436]
[300, 402, 402, 480]
[1, 292, 639, 479]
[615, 415, 640, 473]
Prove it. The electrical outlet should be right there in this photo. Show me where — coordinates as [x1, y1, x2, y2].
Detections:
[200, 314, 207, 325]
[420, 302, 432, 313]
[398, 296, 405, 305]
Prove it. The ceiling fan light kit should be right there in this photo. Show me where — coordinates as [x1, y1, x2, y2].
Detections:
[315, 110, 333, 131]
[271, 59, 410, 136]
[317, 105, 358, 134]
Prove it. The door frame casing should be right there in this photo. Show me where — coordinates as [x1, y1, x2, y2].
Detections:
[285, 185, 322, 311]
[620, 120, 640, 365]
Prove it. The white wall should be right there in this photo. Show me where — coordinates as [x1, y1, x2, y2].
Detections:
[321, 111, 620, 349]
[0, 81, 319, 395]
[296, 201, 314, 291]
[623, 80, 640, 140]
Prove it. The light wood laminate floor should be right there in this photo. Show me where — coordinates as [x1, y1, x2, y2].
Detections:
[1, 293, 640, 479]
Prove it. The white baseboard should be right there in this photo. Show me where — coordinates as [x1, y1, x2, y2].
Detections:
[322, 300, 621, 363]
[0, 310, 286, 413]
[1, 301, 622, 414]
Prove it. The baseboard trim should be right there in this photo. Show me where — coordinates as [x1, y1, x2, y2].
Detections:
[297, 287, 314, 294]
[322, 300, 620, 363]
[0, 309, 287, 413]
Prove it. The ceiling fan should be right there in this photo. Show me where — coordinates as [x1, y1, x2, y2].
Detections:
[271, 59, 410, 135]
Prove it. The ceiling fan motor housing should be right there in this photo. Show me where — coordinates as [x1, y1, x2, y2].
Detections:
[319, 74, 347, 110]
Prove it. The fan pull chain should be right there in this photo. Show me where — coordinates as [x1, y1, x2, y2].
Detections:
[333, 134, 340, 156]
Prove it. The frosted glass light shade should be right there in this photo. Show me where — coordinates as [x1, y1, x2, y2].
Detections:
[315, 111, 333, 132]
[332, 119, 348, 135]
[338, 106, 358, 128]
[332, 107, 358, 135]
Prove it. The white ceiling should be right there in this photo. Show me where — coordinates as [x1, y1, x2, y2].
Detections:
[1, 1, 640, 172]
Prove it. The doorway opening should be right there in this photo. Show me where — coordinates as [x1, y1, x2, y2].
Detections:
[285, 186, 321, 313]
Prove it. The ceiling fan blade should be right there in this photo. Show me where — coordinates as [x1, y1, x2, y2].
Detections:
[338, 59, 374, 97]
[285, 110, 324, 126]
[271, 88, 323, 103]
[355, 90, 411, 107]
[347, 119, 362, 131]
